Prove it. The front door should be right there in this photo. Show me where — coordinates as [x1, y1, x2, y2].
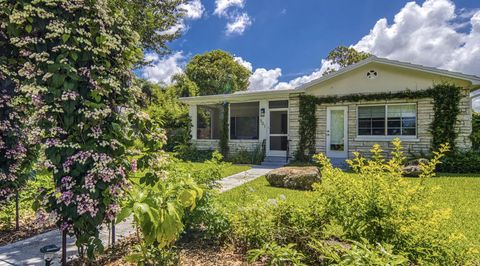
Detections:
[326, 107, 348, 158]
[268, 110, 288, 156]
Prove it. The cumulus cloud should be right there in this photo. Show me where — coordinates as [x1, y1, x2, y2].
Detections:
[353, 0, 480, 76]
[226, 13, 252, 35]
[180, 0, 205, 19]
[141, 52, 185, 85]
[214, 0, 245, 16]
[161, 0, 205, 35]
[249, 68, 282, 91]
[234, 56, 253, 71]
[214, 0, 251, 35]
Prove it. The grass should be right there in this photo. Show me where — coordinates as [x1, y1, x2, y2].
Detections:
[219, 173, 480, 246]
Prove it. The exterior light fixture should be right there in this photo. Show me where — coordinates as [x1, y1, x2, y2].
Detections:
[261, 108, 265, 117]
[40, 244, 60, 266]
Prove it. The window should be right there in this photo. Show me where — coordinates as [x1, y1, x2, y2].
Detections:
[230, 102, 259, 140]
[269, 100, 288, 109]
[358, 104, 416, 136]
[197, 104, 223, 139]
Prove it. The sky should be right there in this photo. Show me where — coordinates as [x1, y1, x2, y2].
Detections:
[141, 0, 480, 109]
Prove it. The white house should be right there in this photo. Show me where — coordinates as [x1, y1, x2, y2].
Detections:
[180, 56, 480, 161]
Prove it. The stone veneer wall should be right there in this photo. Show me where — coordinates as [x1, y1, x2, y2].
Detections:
[288, 94, 301, 158]
[192, 139, 262, 156]
[311, 93, 472, 158]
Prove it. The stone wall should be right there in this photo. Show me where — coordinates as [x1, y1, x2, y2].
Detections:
[192, 139, 262, 156]
[288, 94, 301, 158]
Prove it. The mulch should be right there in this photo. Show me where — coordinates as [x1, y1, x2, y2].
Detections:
[67, 233, 263, 266]
[0, 216, 55, 246]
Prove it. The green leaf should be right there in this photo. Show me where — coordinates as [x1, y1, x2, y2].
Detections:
[116, 207, 132, 223]
[62, 34, 70, 43]
[51, 74, 65, 88]
[70, 52, 78, 61]
[25, 25, 32, 33]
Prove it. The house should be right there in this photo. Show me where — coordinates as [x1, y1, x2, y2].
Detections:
[180, 56, 480, 162]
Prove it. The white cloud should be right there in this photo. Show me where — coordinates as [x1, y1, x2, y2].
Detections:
[249, 68, 282, 91]
[180, 0, 205, 19]
[141, 52, 185, 85]
[226, 13, 252, 35]
[353, 0, 480, 77]
[160, 0, 205, 36]
[214, 0, 251, 35]
[234, 56, 253, 71]
[214, 0, 245, 16]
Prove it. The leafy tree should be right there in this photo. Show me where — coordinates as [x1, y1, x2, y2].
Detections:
[113, 0, 188, 55]
[172, 73, 199, 97]
[138, 79, 191, 151]
[185, 50, 251, 95]
[323, 46, 371, 76]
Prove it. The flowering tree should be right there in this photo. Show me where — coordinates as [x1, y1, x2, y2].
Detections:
[2, 0, 153, 257]
[0, 10, 38, 213]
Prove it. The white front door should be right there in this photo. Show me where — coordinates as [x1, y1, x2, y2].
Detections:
[326, 106, 348, 158]
[268, 109, 288, 156]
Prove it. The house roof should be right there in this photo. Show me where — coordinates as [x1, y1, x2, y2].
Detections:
[180, 56, 480, 104]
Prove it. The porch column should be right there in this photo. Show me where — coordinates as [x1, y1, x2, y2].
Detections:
[188, 104, 197, 140]
[259, 100, 268, 142]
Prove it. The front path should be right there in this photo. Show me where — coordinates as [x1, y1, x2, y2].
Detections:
[0, 164, 282, 266]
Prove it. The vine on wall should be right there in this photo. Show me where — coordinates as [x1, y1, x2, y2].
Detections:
[472, 112, 480, 151]
[295, 84, 463, 161]
[430, 84, 462, 150]
[295, 96, 317, 161]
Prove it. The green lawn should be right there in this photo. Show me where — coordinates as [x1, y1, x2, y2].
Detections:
[219, 173, 480, 246]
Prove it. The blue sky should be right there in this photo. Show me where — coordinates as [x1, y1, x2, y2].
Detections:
[142, 0, 480, 108]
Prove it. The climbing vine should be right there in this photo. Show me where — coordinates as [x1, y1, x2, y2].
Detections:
[295, 84, 463, 161]
[430, 84, 462, 150]
[2, 0, 154, 258]
[219, 103, 229, 157]
[295, 96, 317, 161]
[472, 112, 480, 151]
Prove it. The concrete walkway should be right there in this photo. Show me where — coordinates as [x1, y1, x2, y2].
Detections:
[0, 164, 281, 266]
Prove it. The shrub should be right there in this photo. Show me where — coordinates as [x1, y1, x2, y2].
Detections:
[310, 139, 474, 264]
[438, 150, 480, 173]
[228, 142, 265, 165]
[228, 199, 277, 249]
[309, 239, 407, 265]
[173, 144, 214, 162]
[182, 152, 232, 241]
[247, 242, 306, 266]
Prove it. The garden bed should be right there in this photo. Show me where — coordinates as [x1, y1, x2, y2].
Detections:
[0, 216, 55, 246]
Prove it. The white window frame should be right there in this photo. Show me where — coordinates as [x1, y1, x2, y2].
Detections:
[355, 103, 419, 141]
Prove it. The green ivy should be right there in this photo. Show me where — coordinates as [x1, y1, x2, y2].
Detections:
[219, 103, 229, 157]
[295, 96, 317, 161]
[295, 84, 463, 161]
[430, 84, 462, 150]
[470, 112, 479, 151]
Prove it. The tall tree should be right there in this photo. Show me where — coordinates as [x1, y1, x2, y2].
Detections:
[323, 46, 371, 76]
[112, 0, 187, 55]
[172, 73, 199, 97]
[185, 50, 251, 96]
